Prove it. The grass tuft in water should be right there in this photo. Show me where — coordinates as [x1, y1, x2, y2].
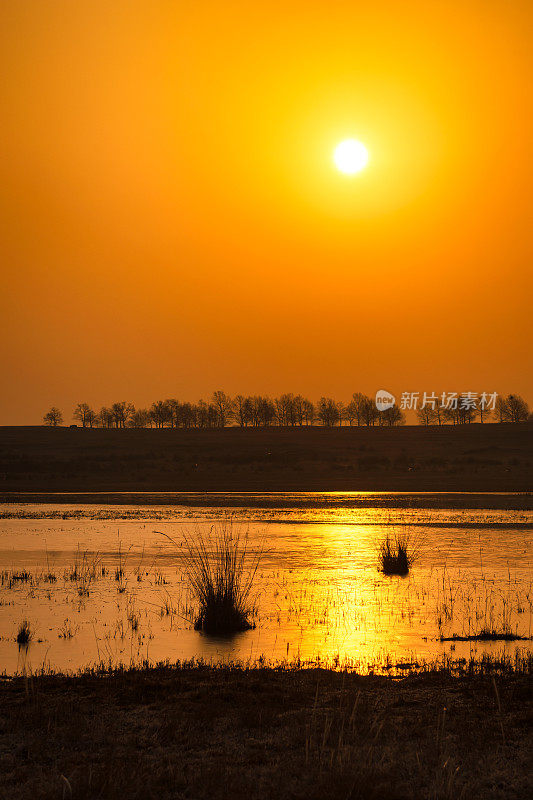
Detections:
[16, 619, 32, 646]
[180, 524, 262, 634]
[378, 532, 417, 576]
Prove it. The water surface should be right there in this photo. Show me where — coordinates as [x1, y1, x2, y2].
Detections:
[1, 493, 531, 675]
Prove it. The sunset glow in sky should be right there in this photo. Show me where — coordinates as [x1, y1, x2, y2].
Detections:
[1, 1, 532, 423]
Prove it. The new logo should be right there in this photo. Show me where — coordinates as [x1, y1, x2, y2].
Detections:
[375, 390, 395, 411]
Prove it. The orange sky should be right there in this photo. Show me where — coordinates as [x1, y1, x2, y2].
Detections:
[1, 1, 532, 424]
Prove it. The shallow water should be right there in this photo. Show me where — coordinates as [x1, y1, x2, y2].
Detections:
[1, 493, 532, 675]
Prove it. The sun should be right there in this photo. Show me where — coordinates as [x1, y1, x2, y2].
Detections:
[333, 139, 369, 174]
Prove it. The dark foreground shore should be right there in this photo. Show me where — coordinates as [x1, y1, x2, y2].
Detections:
[1, 663, 532, 800]
[1, 423, 532, 493]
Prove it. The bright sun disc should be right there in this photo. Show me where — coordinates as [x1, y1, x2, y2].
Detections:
[333, 139, 369, 174]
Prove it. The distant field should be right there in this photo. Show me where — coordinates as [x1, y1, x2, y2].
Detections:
[0, 423, 532, 494]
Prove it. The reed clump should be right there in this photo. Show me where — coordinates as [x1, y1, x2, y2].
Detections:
[181, 524, 262, 634]
[378, 532, 417, 576]
[16, 619, 32, 646]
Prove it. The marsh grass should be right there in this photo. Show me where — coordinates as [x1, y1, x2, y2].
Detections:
[16, 619, 32, 646]
[378, 530, 419, 575]
[440, 630, 530, 642]
[2, 569, 33, 589]
[64, 549, 101, 596]
[170, 524, 263, 634]
[58, 619, 78, 639]
[3, 656, 532, 800]
[435, 566, 532, 641]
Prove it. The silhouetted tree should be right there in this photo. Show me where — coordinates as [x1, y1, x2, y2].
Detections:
[317, 397, 340, 427]
[150, 400, 170, 428]
[239, 397, 251, 425]
[302, 398, 315, 425]
[51, 390, 531, 431]
[165, 399, 179, 428]
[274, 394, 298, 426]
[496, 393, 529, 423]
[289, 395, 314, 426]
[440, 401, 475, 425]
[379, 406, 406, 426]
[251, 396, 275, 426]
[43, 407, 63, 426]
[416, 406, 434, 425]
[97, 407, 114, 428]
[73, 403, 96, 428]
[477, 394, 493, 423]
[112, 401, 134, 428]
[211, 391, 233, 427]
[346, 393, 367, 426]
[361, 395, 378, 426]
[433, 403, 444, 425]
[178, 402, 196, 428]
[233, 395, 250, 427]
[129, 408, 151, 428]
[195, 400, 219, 428]
[507, 394, 529, 423]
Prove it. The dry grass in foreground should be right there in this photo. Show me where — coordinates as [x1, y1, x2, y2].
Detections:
[0, 659, 531, 800]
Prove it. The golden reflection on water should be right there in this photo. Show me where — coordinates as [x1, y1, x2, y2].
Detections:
[0, 504, 531, 675]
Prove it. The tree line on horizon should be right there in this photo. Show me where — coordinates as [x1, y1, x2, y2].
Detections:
[41, 391, 530, 429]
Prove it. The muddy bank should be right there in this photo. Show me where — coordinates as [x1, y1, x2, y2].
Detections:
[1, 491, 533, 511]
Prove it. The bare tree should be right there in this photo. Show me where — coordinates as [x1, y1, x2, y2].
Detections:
[302, 398, 315, 425]
[478, 395, 492, 423]
[46, 389, 532, 432]
[43, 407, 63, 426]
[73, 403, 96, 428]
[361, 395, 378, 426]
[182, 402, 197, 428]
[112, 401, 134, 428]
[345, 393, 376, 426]
[165, 399, 179, 428]
[195, 400, 219, 428]
[441, 401, 475, 425]
[507, 394, 529, 423]
[416, 406, 435, 425]
[150, 401, 170, 428]
[317, 397, 340, 427]
[250, 396, 275, 426]
[379, 406, 406, 426]
[211, 391, 233, 427]
[129, 408, 151, 428]
[97, 407, 114, 428]
[345, 401, 357, 426]
[346, 393, 367, 426]
[274, 394, 298, 426]
[496, 394, 529, 423]
[233, 395, 250, 427]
